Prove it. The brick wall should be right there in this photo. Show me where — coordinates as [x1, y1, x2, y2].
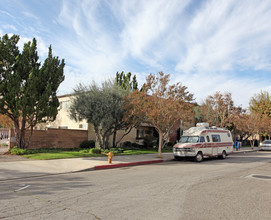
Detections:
[10, 128, 88, 149]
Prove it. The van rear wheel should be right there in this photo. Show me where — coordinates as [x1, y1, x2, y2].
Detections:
[194, 152, 203, 162]
[220, 151, 227, 159]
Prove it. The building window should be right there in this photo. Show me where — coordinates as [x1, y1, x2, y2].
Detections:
[79, 124, 87, 129]
[60, 101, 70, 110]
[136, 127, 157, 140]
[59, 126, 68, 129]
[137, 129, 145, 139]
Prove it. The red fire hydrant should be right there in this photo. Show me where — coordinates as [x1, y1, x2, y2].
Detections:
[106, 152, 114, 163]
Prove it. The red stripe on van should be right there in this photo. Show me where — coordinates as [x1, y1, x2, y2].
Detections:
[199, 142, 233, 148]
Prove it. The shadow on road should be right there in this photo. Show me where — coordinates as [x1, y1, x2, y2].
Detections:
[169, 151, 271, 165]
[0, 173, 94, 201]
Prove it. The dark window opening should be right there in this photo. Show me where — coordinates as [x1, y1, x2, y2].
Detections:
[212, 135, 221, 142]
[200, 136, 205, 142]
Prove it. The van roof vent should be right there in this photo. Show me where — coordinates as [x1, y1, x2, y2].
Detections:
[210, 126, 217, 129]
[196, 122, 209, 128]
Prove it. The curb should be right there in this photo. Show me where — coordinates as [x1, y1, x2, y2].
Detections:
[232, 149, 259, 154]
[94, 159, 164, 170]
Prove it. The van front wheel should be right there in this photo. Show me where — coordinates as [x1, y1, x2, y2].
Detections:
[194, 152, 203, 162]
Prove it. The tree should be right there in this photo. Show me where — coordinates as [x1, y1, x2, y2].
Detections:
[115, 71, 138, 91]
[249, 91, 271, 140]
[70, 72, 139, 149]
[249, 91, 271, 117]
[0, 34, 65, 148]
[199, 92, 234, 128]
[70, 81, 124, 148]
[113, 72, 139, 146]
[124, 72, 194, 157]
[0, 114, 13, 128]
[228, 105, 246, 141]
[234, 112, 261, 149]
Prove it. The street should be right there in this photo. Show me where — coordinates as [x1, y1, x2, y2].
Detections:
[1, 151, 271, 220]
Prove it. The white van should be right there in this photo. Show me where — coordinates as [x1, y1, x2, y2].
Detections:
[173, 123, 233, 162]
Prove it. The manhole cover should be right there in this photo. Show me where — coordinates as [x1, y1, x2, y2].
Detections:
[252, 175, 271, 180]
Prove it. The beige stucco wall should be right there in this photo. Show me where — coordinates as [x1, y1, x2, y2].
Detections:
[88, 123, 137, 147]
[88, 124, 96, 141]
[110, 128, 137, 144]
[46, 94, 88, 130]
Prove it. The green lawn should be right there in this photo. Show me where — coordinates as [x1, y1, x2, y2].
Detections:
[21, 148, 173, 160]
[22, 151, 103, 160]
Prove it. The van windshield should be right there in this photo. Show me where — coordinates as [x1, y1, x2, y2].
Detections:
[179, 136, 199, 143]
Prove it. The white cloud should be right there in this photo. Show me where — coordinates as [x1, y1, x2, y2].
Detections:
[117, 0, 191, 63]
[2, 24, 17, 31]
[55, 0, 128, 90]
[35, 37, 48, 59]
[21, 11, 39, 20]
[7, 0, 269, 107]
[173, 70, 271, 109]
[53, 0, 193, 93]
[17, 36, 32, 50]
[16, 36, 48, 59]
[176, 0, 271, 73]
[0, 9, 15, 18]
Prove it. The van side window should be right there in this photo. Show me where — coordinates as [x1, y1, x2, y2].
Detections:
[206, 136, 210, 142]
[200, 136, 205, 142]
[227, 132, 231, 137]
[212, 135, 221, 142]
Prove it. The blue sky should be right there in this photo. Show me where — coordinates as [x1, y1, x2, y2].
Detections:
[1, 0, 271, 108]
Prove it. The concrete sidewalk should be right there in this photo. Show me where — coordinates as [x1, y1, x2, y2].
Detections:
[0, 153, 173, 181]
[0, 147, 259, 181]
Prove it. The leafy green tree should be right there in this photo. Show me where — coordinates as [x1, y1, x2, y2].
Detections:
[113, 71, 139, 145]
[70, 72, 139, 149]
[249, 91, 271, 117]
[115, 71, 138, 91]
[70, 81, 126, 149]
[0, 34, 65, 148]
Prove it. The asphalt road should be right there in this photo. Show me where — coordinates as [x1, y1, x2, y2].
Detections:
[1, 151, 271, 220]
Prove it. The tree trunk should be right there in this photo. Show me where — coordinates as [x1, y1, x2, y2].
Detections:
[112, 129, 117, 148]
[158, 130, 163, 158]
[13, 118, 27, 149]
[250, 139, 255, 150]
[20, 128, 26, 149]
[14, 120, 21, 148]
[93, 125, 103, 149]
[19, 118, 27, 149]
[102, 135, 107, 149]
